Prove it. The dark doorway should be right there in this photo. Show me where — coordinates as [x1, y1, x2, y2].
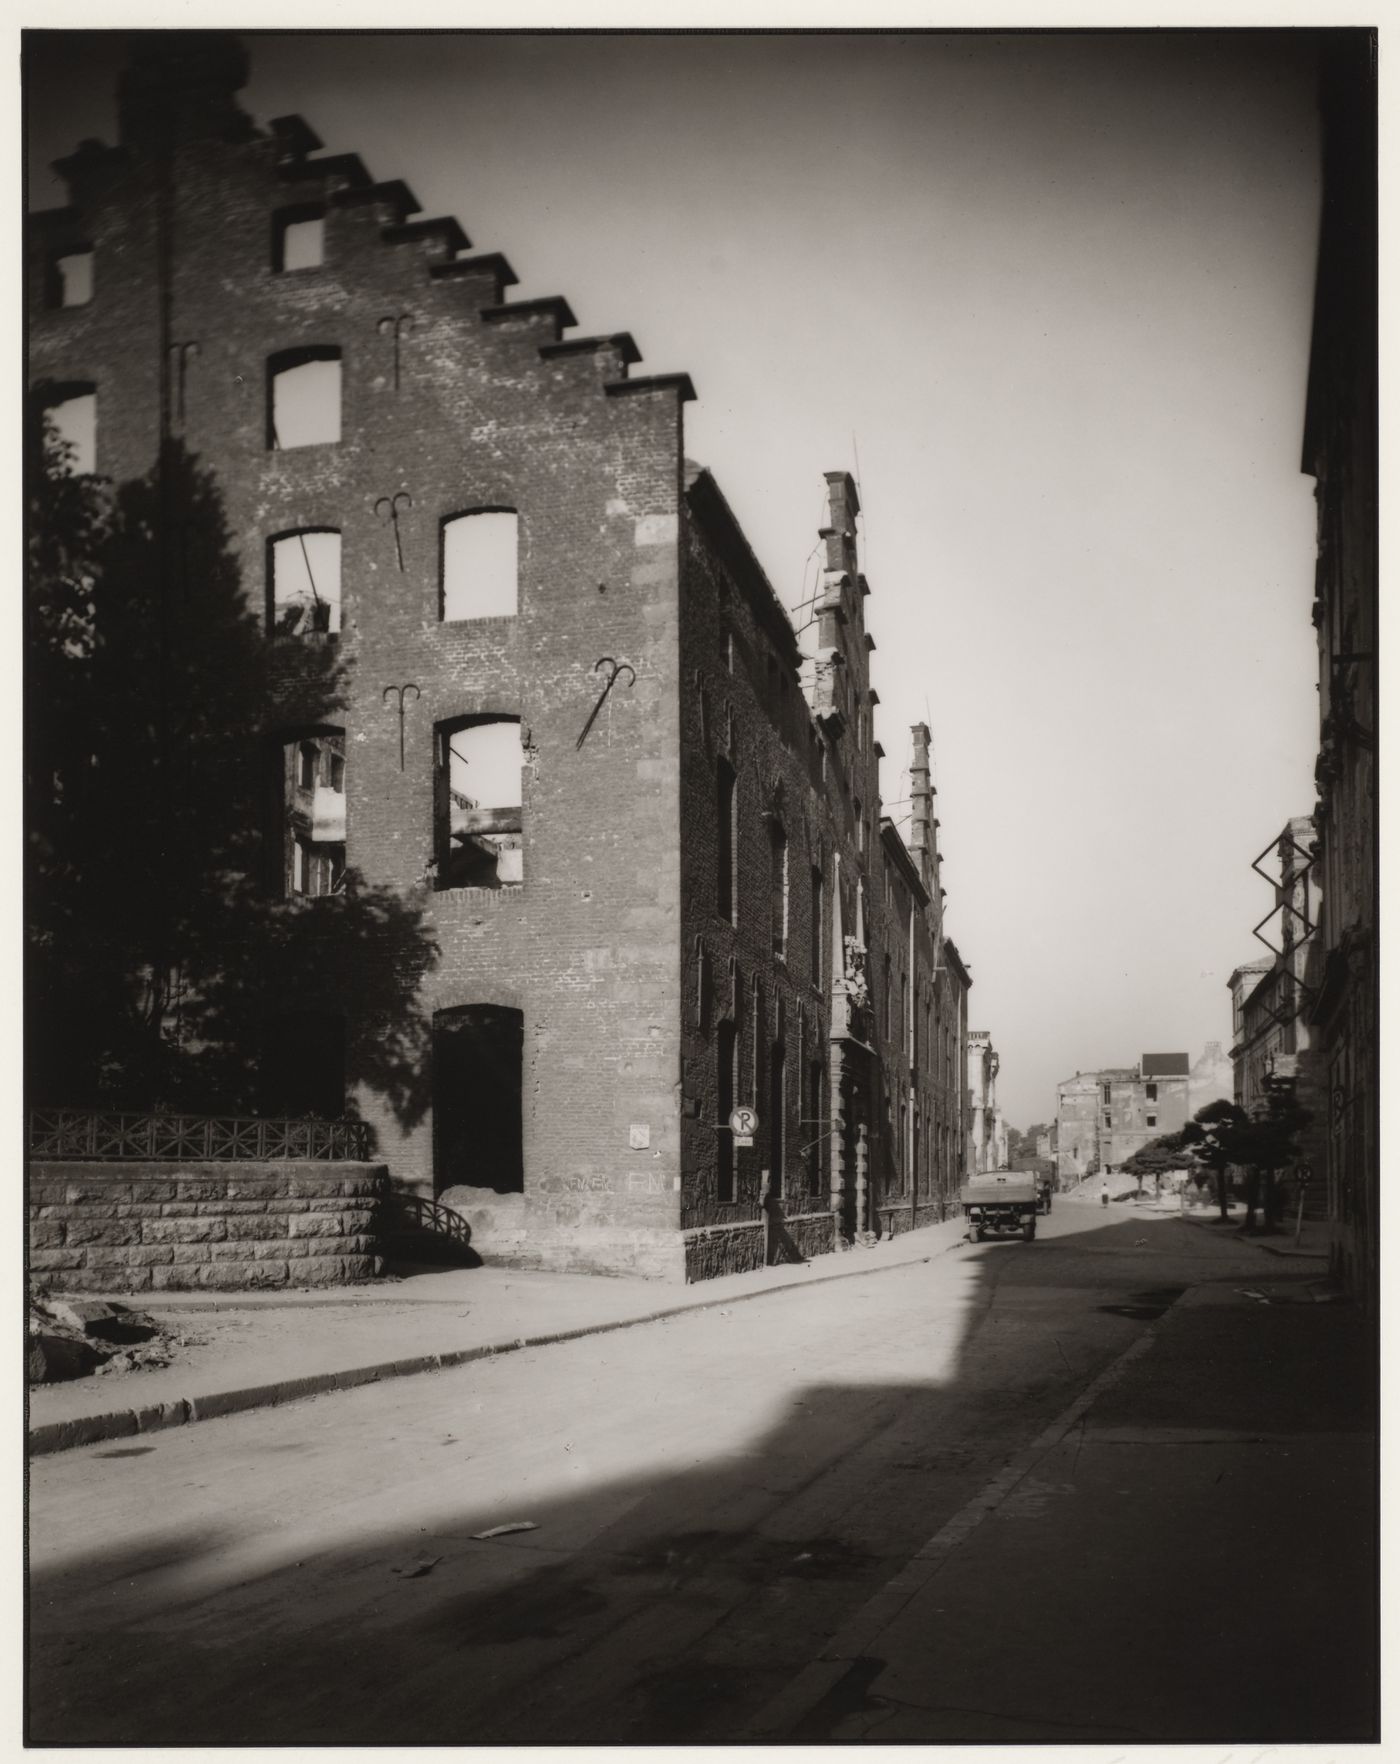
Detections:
[259, 1011, 346, 1118]
[433, 1004, 524, 1194]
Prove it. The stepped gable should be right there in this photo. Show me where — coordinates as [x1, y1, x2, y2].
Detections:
[29, 57, 703, 418]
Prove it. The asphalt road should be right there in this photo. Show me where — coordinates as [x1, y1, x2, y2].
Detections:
[27, 1199, 1376, 1744]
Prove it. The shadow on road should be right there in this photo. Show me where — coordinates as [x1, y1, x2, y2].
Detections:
[26, 1213, 1378, 1746]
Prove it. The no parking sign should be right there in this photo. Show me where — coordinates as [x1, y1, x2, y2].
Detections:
[729, 1106, 759, 1148]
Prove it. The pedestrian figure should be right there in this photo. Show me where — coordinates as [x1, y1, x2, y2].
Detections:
[1100, 1175, 1110, 1208]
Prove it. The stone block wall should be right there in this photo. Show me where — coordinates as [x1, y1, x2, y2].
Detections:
[28, 1161, 389, 1292]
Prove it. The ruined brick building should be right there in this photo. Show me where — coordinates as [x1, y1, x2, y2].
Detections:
[1054, 1054, 1192, 1183]
[27, 37, 975, 1282]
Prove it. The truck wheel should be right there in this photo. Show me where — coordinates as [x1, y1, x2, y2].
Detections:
[1022, 1216, 1036, 1242]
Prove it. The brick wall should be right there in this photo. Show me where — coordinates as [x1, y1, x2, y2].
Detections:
[28, 60, 690, 1282]
[28, 1161, 388, 1292]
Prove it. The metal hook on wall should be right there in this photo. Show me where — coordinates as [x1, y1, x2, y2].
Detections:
[373, 491, 413, 572]
[576, 656, 636, 751]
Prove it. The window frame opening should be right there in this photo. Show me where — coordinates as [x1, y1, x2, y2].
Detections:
[36, 382, 97, 476]
[769, 820, 788, 961]
[440, 508, 520, 622]
[716, 758, 737, 924]
[434, 714, 524, 892]
[276, 727, 346, 899]
[268, 527, 342, 636]
[47, 249, 94, 309]
[272, 206, 327, 274]
[267, 346, 342, 450]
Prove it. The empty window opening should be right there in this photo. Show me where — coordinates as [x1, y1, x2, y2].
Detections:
[1103, 1083, 1113, 1104]
[268, 347, 341, 449]
[271, 529, 341, 635]
[811, 866, 824, 982]
[716, 1021, 737, 1204]
[716, 760, 737, 923]
[258, 1011, 346, 1119]
[280, 730, 346, 898]
[770, 822, 788, 960]
[441, 510, 518, 620]
[274, 208, 325, 273]
[1145, 1082, 1158, 1101]
[49, 250, 94, 308]
[40, 386, 97, 476]
[1147, 1114, 1158, 1128]
[433, 1004, 523, 1195]
[435, 716, 523, 890]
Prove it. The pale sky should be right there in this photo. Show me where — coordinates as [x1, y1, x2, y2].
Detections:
[27, 30, 1325, 1125]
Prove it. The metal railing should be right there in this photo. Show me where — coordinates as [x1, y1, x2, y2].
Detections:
[28, 1109, 372, 1163]
[391, 1193, 473, 1249]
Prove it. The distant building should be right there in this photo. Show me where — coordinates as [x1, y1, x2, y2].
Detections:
[1188, 1040, 1234, 1116]
[966, 1031, 1002, 1173]
[1056, 1054, 1192, 1181]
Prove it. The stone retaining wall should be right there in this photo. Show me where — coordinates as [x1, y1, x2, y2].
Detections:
[28, 1161, 390, 1292]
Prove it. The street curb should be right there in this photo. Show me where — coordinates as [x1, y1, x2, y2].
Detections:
[28, 1229, 970, 1458]
[1177, 1213, 1328, 1261]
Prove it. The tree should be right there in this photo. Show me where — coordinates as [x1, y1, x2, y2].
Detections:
[1178, 1096, 1311, 1234]
[1180, 1100, 1246, 1222]
[1120, 1129, 1190, 1194]
[27, 427, 440, 1125]
[1229, 1093, 1312, 1234]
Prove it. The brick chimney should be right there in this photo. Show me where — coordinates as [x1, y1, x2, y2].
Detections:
[909, 722, 935, 890]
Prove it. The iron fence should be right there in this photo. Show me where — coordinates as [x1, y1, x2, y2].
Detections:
[28, 1109, 372, 1163]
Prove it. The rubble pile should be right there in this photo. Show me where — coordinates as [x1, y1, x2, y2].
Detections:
[27, 1290, 205, 1384]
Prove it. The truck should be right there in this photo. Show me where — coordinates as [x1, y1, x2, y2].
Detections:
[960, 1170, 1041, 1242]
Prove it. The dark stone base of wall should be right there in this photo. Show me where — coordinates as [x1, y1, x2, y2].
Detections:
[28, 1161, 390, 1292]
[682, 1209, 837, 1282]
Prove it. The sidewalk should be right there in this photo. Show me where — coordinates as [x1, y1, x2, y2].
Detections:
[28, 1213, 971, 1455]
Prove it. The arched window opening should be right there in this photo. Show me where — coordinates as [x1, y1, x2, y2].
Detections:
[716, 759, 737, 923]
[268, 347, 341, 449]
[38, 384, 97, 476]
[279, 729, 346, 898]
[435, 716, 523, 890]
[441, 510, 518, 621]
[270, 529, 341, 635]
[769, 821, 788, 960]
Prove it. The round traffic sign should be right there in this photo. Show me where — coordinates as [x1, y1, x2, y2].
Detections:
[729, 1106, 759, 1138]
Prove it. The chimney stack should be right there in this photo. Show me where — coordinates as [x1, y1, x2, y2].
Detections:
[910, 722, 935, 889]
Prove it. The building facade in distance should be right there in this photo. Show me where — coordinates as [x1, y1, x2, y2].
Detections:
[1055, 1054, 1192, 1182]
